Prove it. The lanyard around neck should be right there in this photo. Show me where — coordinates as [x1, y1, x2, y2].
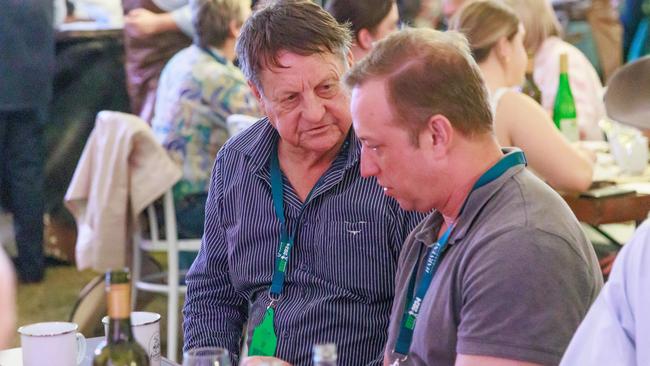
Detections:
[201, 47, 227, 65]
[393, 150, 526, 360]
[268, 144, 323, 299]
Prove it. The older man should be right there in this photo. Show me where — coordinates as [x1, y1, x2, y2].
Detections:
[182, 2, 423, 365]
[346, 28, 603, 365]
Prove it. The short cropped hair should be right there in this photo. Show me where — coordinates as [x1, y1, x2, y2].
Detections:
[191, 0, 250, 49]
[345, 28, 493, 141]
[502, 0, 562, 54]
[449, 0, 520, 63]
[236, 0, 352, 89]
[326, 0, 394, 38]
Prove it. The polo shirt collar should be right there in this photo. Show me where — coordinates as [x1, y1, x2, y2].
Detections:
[414, 148, 527, 247]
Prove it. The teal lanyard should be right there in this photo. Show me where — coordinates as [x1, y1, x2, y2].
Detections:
[201, 47, 227, 65]
[249, 142, 339, 357]
[268, 144, 325, 298]
[392, 150, 526, 361]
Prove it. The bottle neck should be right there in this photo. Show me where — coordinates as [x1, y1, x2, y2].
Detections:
[106, 282, 133, 343]
[107, 317, 135, 344]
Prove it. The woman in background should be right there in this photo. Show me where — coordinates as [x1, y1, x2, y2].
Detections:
[450, 0, 594, 192]
[504, 0, 607, 141]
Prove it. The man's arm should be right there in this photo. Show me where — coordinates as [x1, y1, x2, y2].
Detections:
[182, 155, 248, 362]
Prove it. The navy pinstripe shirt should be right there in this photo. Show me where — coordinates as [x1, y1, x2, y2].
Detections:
[183, 118, 425, 365]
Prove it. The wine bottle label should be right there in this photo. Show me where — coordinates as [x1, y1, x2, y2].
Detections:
[559, 118, 579, 142]
[107, 283, 131, 318]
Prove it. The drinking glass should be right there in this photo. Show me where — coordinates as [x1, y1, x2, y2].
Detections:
[182, 347, 231, 366]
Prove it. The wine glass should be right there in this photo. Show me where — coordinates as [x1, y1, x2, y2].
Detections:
[182, 347, 231, 366]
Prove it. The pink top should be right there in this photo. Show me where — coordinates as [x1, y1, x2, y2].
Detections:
[534, 36, 606, 141]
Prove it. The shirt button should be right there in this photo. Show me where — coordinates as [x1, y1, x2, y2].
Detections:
[282, 330, 290, 339]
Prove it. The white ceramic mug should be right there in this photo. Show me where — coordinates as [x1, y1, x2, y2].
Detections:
[18, 322, 86, 366]
[103, 311, 162, 366]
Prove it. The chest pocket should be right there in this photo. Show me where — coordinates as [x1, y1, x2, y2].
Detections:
[314, 220, 396, 299]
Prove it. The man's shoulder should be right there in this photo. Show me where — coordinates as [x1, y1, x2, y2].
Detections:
[217, 118, 273, 164]
[466, 169, 592, 259]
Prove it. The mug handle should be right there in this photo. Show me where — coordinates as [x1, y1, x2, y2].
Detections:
[75, 332, 87, 365]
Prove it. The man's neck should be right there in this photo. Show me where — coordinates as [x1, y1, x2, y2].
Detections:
[276, 136, 347, 201]
[437, 136, 503, 227]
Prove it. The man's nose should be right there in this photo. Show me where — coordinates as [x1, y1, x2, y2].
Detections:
[301, 93, 326, 123]
[360, 150, 379, 178]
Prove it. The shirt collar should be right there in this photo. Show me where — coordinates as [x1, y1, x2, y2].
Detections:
[228, 118, 360, 174]
[414, 147, 526, 247]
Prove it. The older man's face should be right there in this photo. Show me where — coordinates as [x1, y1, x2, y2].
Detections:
[252, 51, 352, 156]
[351, 79, 439, 213]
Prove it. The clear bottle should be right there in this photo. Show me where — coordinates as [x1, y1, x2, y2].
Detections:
[521, 55, 542, 104]
[93, 269, 149, 366]
[552, 53, 579, 142]
[313, 343, 337, 366]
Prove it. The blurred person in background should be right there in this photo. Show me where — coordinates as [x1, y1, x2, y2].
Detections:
[326, 0, 401, 61]
[122, 0, 192, 122]
[0, 249, 16, 349]
[151, 0, 260, 267]
[0, 0, 53, 283]
[450, 0, 593, 192]
[505, 0, 607, 141]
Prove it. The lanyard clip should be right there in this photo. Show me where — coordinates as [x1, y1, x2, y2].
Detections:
[390, 351, 408, 366]
[267, 292, 281, 309]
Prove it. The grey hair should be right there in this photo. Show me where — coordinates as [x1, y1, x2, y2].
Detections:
[235, 0, 352, 90]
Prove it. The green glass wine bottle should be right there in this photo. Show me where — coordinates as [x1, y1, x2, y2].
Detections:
[93, 269, 149, 366]
[552, 53, 579, 142]
[521, 55, 541, 104]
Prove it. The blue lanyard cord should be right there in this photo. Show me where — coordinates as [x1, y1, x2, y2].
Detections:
[393, 150, 526, 358]
[268, 145, 323, 298]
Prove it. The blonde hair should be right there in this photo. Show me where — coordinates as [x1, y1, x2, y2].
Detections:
[449, 0, 520, 63]
[502, 0, 562, 54]
[345, 28, 493, 142]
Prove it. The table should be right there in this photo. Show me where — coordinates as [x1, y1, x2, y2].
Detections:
[562, 191, 650, 245]
[0, 337, 180, 366]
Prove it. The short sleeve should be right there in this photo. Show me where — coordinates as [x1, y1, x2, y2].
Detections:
[456, 228, 598, 365]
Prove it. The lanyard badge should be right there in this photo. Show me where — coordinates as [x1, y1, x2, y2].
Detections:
[391, 150, 527, 364]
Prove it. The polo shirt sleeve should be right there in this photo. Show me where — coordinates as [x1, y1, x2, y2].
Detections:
[455, 227, 598, 365]
[182, 153, 248, 363]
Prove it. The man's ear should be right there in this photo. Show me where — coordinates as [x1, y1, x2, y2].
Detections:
[248, 80, 267, 115]
[357, 28, 374, 51]
[347, 50, 355, 68]
[424, 114, 454, 157]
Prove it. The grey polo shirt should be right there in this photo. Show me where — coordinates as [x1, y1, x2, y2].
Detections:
[384, 152, 603, 366]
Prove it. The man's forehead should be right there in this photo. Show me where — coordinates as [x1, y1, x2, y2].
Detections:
[260, 50, 345, 74]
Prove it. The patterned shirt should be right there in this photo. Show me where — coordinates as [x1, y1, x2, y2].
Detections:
[152, 45, 260, 201]
[183, 120, 426, 366]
